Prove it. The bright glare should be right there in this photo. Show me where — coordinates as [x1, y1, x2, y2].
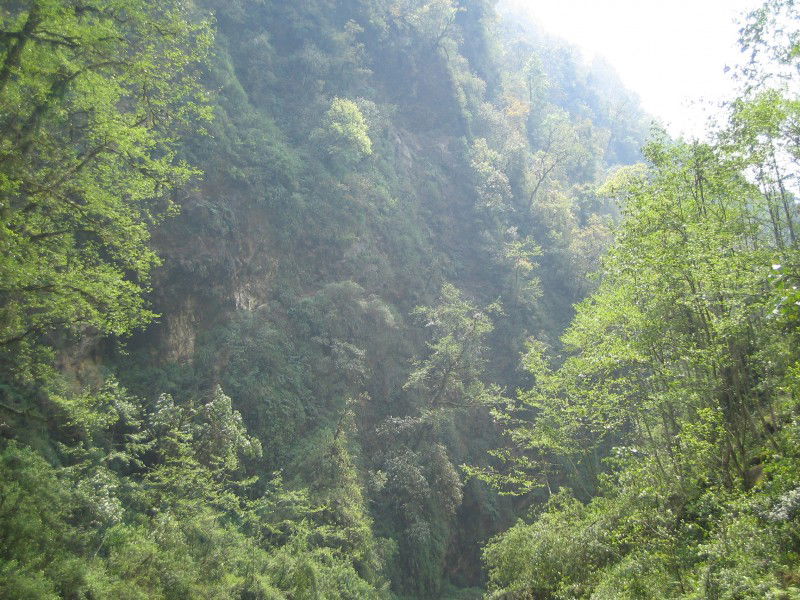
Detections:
[502, 0, 766, 139]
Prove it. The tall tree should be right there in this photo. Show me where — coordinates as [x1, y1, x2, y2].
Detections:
[0, 0, 212, 377]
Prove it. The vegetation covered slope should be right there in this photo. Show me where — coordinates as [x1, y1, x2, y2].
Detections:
[132, 2, 647, 595]
[16, 0, 789, 598]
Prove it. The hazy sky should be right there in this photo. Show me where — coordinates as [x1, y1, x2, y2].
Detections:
[505, 0, 766, 138]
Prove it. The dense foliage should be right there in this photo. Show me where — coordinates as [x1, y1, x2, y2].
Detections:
[479, 3, 800, 598]
[6, 0, 796, 599]
[0, 0, 212, 379]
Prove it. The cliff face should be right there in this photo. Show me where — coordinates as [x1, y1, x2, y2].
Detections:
[117, 0, 648, 594]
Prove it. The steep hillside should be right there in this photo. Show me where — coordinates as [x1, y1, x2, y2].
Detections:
[0, 1, 648, 598]
[130, 1, 648, 593]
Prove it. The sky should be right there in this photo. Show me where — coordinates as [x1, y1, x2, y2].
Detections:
[503, 0, 766, 138]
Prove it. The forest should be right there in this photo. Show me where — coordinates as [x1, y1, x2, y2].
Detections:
[0, 0, 798, 598]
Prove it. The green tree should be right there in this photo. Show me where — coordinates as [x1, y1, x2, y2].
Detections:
[469, 137, 512, 214]
[404, 283, 504, 410]
[480, 133, 800, 595]
[502, 232, 542, 307]
[0, 0, 212, 372]
[388, 0, 461, 51]
[313, 97, 372, 167]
